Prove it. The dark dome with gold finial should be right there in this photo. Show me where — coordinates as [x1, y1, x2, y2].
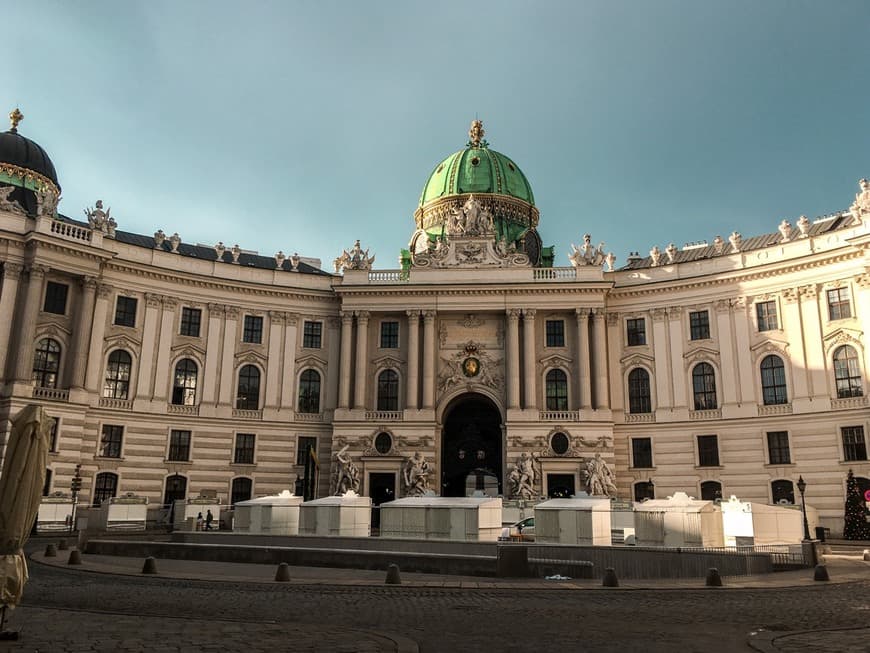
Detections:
[0, 108, 61, 215]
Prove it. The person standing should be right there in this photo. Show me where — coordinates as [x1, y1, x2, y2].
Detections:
[195, 512, 203, 531]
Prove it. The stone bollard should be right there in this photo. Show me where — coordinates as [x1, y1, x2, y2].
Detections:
[602, 567, 619, 587]
[705, 568, 723, 587]
[813, 564, 829, 581]
[141, 557, 158, 574]
[863, 550, 870, 562]
[385, 563, 401, 585]
[44, 543, 57, 557]
[275, 563, 291, 582]
[67, 549, 82, 565]
[58, 539, 68, 551]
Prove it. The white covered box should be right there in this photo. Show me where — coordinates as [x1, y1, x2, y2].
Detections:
[173, 498, 222, 531]
[299, 492, 371, 537]
[748, 501, 820, 545]
[234, 490, 302, 535]
[93, 495, 148, 531]
[534, 495, 612, 546]
[37, 495, 75, 533]
[633, 492, 723, 547]
[380, 496, 502, 541]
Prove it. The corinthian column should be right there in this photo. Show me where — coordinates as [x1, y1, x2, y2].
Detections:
[522, 309, 537, 409]
[405, 310, 420, 410]
[83, 283, 112, 393]
[70, 276, 98, 389]
[506, 309, 521, 409]
[0, 263, 24, 378]
[338, 311, 353, 409]
[353, 310, 370, 409]
[422, 311, 436, 409]
[575, 308, 592, 410]
[13, 264, 48, 382]
[591, 308, 609, 409]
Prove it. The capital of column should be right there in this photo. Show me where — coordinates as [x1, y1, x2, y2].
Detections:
[28, 263, 48, 280]
[81, 276, 99, 292]
[506, 308, 521, 321]
[355, 310, 371, 323]
[327, 316, 340, 329]
[422, 310, 436, 322]
[782, 288, 799, 304]
[574, 307, 591, 321]
[286, 312, 299, 326]
[714, 299, 731, 314]
[606, 312, 620, 327]
[96, 282, 113, 299]
[798, 284, 818, 300]
[145, 293, 162, 308]
[591, 308, 606, 320]
[855, 273, 870, 289]
[225, 305, 240, 320]
[651, 307, 668, 322]
[162, 296, 179, 310]
[522, 308, 536, 319]
[340, 310, 354, 324]
[3, 262, 24, 280]
[666, 306, 682, 318]
[268, 309, 285, 325]
[406, 309, 421, 320]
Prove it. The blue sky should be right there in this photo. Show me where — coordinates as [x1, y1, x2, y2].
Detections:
[6, 1, 870, 269]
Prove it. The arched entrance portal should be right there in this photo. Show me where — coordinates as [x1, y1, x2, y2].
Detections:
[441, 394, 503, 497]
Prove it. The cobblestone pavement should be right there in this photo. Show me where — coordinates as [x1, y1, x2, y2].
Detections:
[0, 550, 868, 652]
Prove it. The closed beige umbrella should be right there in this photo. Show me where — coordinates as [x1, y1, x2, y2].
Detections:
[0, 405, 51, 639]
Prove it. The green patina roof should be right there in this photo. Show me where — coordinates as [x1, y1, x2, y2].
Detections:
[419, 145, 535, 207]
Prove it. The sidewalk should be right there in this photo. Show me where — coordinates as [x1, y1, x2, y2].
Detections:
[29, 548, 870, 591]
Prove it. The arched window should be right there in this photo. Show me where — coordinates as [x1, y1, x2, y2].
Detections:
[163, 474, 187, 507]
[235, 365, 261, 410]
[231, 477, 253, 505]
[760, 355, 788, 405]
[377, 369, 399, 411]
[833, 345, 863, 398]
[32, 338, 61, 388]
[545, 369, 568, 411]
[104, 350, 132, 399]
[93, 472, 118, 507]
[171, 359, 198, 405]
[700, 480, 722, 501]
[297, 369, 321, 414]
[771, 479, 795, 504]
[692, 363, 717, 410]
[628, 368, 652, 414]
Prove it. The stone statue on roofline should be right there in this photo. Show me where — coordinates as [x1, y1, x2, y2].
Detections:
[569, 233, 606, 267]
[334, 239, 375, 273]
[0, 186, 25, 215]
[850, 178, 870, 226]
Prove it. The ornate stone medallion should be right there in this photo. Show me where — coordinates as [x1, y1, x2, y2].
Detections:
[462, 356, 480, 378]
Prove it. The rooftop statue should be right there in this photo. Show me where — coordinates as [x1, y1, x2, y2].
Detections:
[850, 178, 870, 225]
[568, 233, 606, 267]
[468, 119, 486, 147]
[0, 186, 25, 215]
[334, 239, 375, 273]
[84, 200, 110, 231]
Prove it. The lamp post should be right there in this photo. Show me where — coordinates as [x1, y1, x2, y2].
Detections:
[796, 475, 811, 541]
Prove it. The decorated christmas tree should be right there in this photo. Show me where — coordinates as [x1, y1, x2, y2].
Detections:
[843, 469, 870, 540]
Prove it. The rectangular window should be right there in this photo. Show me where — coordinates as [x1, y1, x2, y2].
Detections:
[380, 321, 399, 349]
[234, 433, 256, 465]
[43, 281, 69, 315]
[114, 296, 138, 327]
[168, 429, 191, 462]
[545, 320, 565, 347]
[180, 307, 202, 337]
[756, 301, 779, 331]
[302, 321, 322, 348]
[242, 315, 263, 344]
[827, 288, 852, 321]
[697, 434, 720, 467]
[626, 318, 646, 346]
[631, 437, 653, 469]
[689, 310, 710, 340]
[100, 424, 123, 458]
[842, 426, 867, 462]
[296, 436, 317, 466]
[767, 431, 791, 465]
[48, 417, 59, 452]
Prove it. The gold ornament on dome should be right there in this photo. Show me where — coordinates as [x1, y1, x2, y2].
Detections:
[9, 107, 23, 132]
[468, 119, 485, 147]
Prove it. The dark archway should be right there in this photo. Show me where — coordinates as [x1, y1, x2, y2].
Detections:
[441, 394, 503, 497]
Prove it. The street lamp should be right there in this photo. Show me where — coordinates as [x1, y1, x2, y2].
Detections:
[796, 475, 811, 541]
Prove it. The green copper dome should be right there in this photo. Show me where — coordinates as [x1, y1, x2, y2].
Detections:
[418, 122, 534, 207]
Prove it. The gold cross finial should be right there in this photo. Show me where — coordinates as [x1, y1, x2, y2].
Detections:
[9, 108, 23, 133]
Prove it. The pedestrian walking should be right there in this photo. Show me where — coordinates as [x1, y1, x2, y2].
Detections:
[205, 509, 214, 531]
[195, 512, 203, 531]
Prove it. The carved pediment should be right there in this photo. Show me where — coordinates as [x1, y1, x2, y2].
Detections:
[538, 353, 573, 370]
[235, 349, 268, 367]
[620, 351, 655, 366]
[296, 353, 328, 370]
[170, 343, 207, 359]
[683, 346, 720, 368]
[750, 339, 790, 360]
[823, 328, 864, 354]
[35, 322, 72, 340]
[371, 354, 405, 369]
[104, 333, 142, 352]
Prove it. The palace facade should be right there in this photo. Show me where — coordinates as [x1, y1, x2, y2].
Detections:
[1, 113, 868, 533]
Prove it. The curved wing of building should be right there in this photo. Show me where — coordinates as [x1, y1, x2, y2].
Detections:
[1, 113, 868, 534]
